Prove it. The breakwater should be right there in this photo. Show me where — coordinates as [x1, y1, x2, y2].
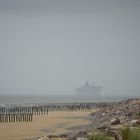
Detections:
[0, 102, 97, 123]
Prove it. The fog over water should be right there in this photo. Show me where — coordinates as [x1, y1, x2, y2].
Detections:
[0, 0, 140, 98]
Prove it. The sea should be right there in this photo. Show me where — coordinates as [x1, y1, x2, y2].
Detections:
[0, 95, 132, 105]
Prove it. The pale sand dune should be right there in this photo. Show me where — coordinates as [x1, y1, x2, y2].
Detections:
[0, 112, 90, 140]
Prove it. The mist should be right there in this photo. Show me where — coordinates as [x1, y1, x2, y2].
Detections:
[0, 0, 140, 97]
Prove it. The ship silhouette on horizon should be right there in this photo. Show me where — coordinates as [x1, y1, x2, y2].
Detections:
[76, 81, 101, 97]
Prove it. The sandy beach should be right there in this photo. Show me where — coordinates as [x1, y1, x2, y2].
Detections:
[0, 111, 90, 140]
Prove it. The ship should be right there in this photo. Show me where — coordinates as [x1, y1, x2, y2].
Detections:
[76, 81, 101, 97]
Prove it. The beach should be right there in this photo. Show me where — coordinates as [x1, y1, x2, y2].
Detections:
[0, 111, 90, 140]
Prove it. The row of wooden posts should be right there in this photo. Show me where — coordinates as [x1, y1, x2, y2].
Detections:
[0, 103, 97, 123]
[0, 113, 33, 122]
[0, 106, 49, 123]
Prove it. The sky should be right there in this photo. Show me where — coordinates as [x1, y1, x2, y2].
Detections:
[0, 0, 140, 96]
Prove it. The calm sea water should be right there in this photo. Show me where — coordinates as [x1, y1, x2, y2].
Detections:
[0, 95, 129, 105]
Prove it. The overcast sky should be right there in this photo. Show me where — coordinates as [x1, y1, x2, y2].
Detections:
[0, 0, 140, 96]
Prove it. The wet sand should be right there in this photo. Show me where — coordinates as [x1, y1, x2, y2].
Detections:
[0, 111, 90, 140]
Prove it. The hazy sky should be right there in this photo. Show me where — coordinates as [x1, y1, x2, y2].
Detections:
[0, 0, 140, 96]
